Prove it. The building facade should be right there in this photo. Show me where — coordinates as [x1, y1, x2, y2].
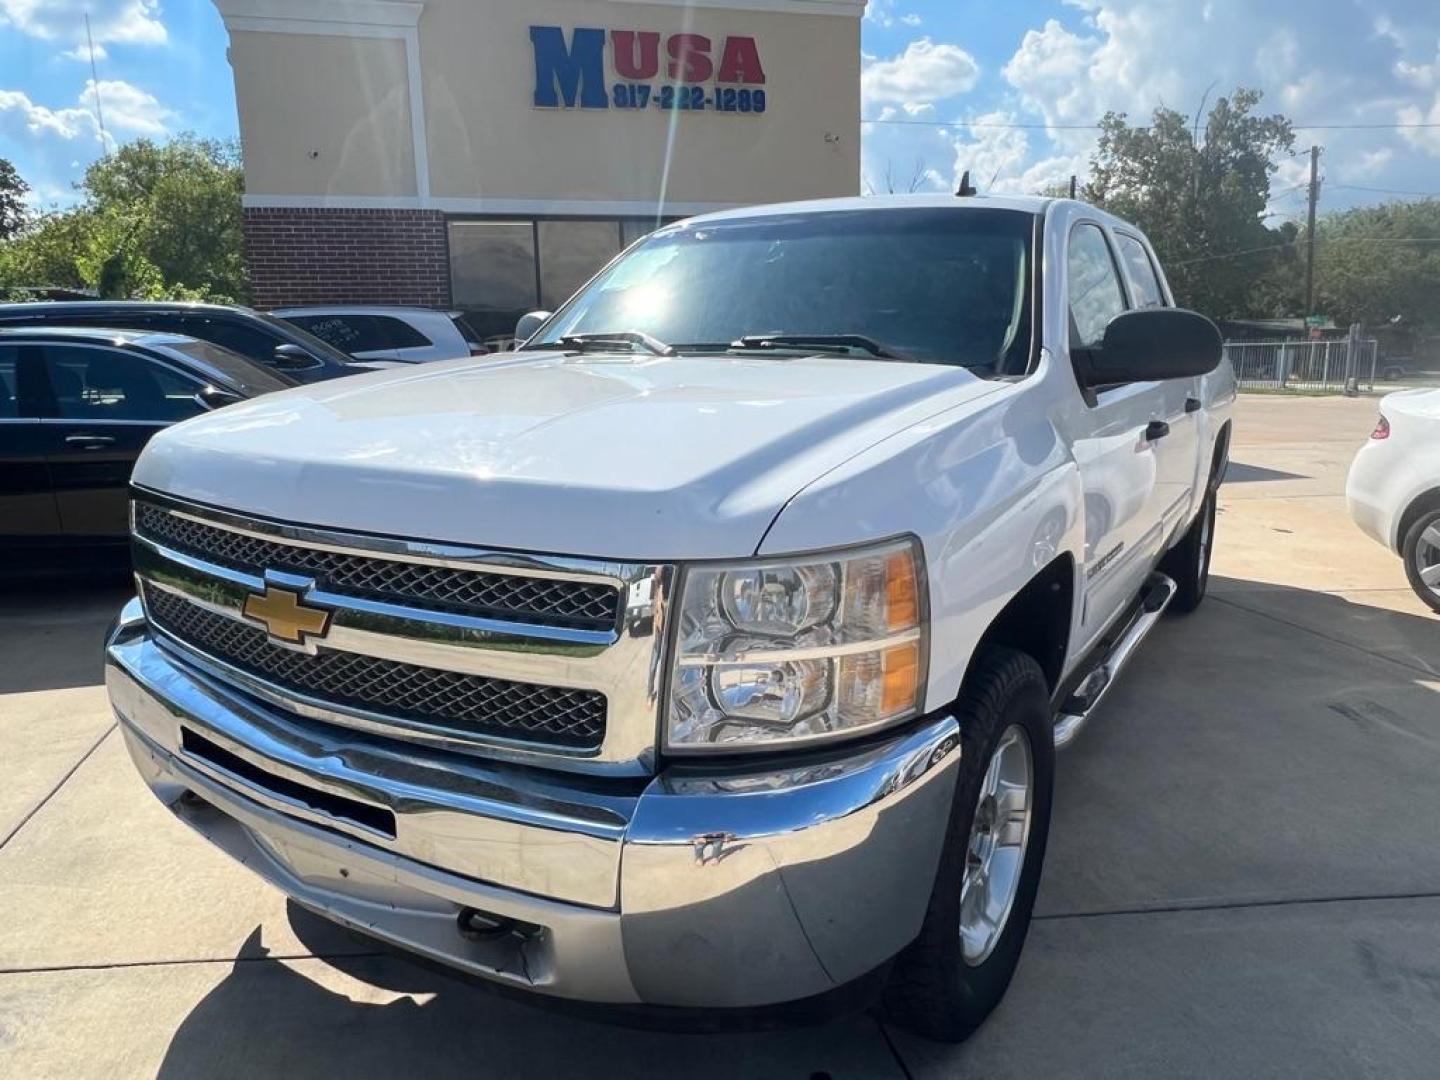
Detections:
[215, 0, 865, 339]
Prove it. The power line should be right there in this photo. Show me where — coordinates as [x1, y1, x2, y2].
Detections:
[1329, 183, 1440, 198]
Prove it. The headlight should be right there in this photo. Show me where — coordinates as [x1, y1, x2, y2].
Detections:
[666, 537, 926, 753]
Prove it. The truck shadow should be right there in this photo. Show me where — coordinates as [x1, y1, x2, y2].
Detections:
[0, 579, 134, 694]
[154, 903, 884, 1080]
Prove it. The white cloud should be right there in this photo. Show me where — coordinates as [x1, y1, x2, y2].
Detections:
[862, 37, 981, 108]
[0, 0, 166, 46]
[61, 42, 109, 62]
[864, 1, 923, 30]
[84, 78, 174, 136]
[0, 78, 174, 206]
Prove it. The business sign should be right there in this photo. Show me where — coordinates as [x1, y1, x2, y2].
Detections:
[530, 26, 768, 115]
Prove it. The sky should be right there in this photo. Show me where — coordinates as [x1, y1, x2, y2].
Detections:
[3, 0, 1440, 224]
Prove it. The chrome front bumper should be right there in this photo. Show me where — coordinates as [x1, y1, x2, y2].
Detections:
[107, 599, 962, 1008]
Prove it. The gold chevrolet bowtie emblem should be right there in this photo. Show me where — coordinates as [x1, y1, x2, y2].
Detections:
[242, 583, 332, 645]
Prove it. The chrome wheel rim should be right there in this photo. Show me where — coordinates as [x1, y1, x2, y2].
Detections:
[960, 725, 1034, 966]
[1415, 521, 1440, 601]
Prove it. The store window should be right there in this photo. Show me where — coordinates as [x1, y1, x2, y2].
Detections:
[621, 218, 661, 248]
[538, 221, 623, 309]
[449, 222, 539, 338]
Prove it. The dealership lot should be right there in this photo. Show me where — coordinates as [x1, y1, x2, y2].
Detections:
[2, 394, 1439, 1078]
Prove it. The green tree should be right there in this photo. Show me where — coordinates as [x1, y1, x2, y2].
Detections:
[1309, 199, 1440, 332]
[1082, 89, 1295, 319]
[0, 158, 28, 242]
[0, 135, 246, 301]
[80, 136, 247, 301]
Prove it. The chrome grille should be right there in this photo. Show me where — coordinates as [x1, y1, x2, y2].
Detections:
[133, 501, 620, 631]
[144, 584, 607, 750]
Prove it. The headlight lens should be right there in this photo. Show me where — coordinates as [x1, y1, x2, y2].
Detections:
[666, 537, 926, 753]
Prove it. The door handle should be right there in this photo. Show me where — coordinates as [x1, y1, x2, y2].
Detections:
[1144, 421, 1170, 442]
[1184, 396, 1202, 413]
[64, 434, 115, 449]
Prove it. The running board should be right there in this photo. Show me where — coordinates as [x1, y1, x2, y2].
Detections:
[1053, 573, 1177, 749]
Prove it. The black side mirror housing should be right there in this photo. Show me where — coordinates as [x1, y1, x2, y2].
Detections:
[1074, 308, 1222, 388]
[272, 343, 322, 370]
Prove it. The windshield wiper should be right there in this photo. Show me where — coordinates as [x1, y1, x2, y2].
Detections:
[731, 334, 909, 361]
[555, 331, 674, 356]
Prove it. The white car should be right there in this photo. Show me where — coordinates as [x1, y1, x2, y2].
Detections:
[1347, 389, 1440, 612]
[108, 195, 1233, 1043]
[273, 306, 487, 363]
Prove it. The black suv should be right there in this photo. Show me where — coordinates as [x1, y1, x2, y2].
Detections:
[0, 302, 379, 383]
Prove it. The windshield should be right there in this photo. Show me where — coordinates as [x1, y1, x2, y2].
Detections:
[258, 311, 363, 366]
[157, 338, 296, 397]
[532, 208, 1035, 374]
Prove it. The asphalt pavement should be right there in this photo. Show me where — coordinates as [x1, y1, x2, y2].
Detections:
[3, 394, 1438, 1078]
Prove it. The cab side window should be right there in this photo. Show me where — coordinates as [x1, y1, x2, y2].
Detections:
[1067, 223, 1128, 349]
[42, 345, 207, 423]
[1115, 234, 1167, 309]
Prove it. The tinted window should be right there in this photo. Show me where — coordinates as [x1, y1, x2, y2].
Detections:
[536, 209, 1035, 373]
[449, 315, 484, 348]
[538, 220, 622, 309]
[0, 345, 18, 418]
[287, 314, 389, 353]
[449, 222, 539, 320]
[177, 316, 280, 362]
[1067, 224, 1128, 348]
[43, 345, 206, 423]
[374, 316, 431, 349]
[154, 338, 294, 398]
[253, 312, 357, 366]
[1116, 234, 1167, 308]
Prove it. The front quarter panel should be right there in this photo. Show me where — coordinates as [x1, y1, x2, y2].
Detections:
[759, 358, 1084, 711]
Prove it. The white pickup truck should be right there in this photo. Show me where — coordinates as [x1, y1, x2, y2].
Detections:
[106, 195, 1233, 1042]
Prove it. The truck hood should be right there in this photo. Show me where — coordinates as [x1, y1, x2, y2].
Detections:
[136, 351, 1003, 560]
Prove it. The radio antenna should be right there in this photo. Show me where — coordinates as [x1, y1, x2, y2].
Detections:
[85, 13, 109, 153]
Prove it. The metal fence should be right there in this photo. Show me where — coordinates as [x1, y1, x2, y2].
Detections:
[1224, 337, 1378, 392]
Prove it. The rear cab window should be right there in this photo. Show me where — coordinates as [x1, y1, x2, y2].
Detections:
[1114, 234, 1168, 309]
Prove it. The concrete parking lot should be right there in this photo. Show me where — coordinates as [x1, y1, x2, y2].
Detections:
[3, 394, 1438, 1078]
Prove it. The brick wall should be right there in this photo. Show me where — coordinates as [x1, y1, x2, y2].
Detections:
[243, 207, 451, 309]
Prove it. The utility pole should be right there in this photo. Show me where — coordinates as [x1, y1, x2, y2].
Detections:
[1304, 144, 1320, 317]
[1068, 175, 1077, 199]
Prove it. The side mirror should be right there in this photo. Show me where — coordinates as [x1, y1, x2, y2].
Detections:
[195, 384, 244, 411]
[1074, 308, 1222, 388]
[272, 343, 322, 370]
[514, 310, 553, 345]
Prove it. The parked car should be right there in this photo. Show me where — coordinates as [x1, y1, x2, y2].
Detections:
[0, 301, 387, 383]
[1347, 388, 1440, 612]
[0, 327, 294, 573]
[105, 195, 1232, 1042]
[273, 306, 488, 363]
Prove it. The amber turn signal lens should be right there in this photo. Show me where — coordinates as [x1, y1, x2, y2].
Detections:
[880, 640, 921, 716]
[885, 551, 919, 632]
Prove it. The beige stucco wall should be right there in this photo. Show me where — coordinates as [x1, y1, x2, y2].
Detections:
[220, 0, 860, 209]
[228, 30, 417, 197]
[420, 0, 860, 205]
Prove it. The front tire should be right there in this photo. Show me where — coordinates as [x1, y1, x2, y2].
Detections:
[882, 647, 1054, 1043]
[1401, 510, 1440, 614]
[1162, 487, 1216, 615]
